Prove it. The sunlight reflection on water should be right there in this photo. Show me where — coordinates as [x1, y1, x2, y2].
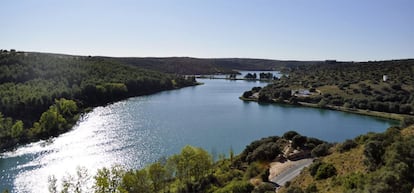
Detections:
[8, 102, 159, 193]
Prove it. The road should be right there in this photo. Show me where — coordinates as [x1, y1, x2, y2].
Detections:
[270, 158, 314, 186]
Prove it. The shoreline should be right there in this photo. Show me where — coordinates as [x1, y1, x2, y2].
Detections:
[1, 82, 200, 153]
[239, 96, 410, 122]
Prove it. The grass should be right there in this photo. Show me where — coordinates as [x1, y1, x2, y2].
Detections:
[401, 125, 414, 137]
[278, 126, 414, 193]
[278, 145, 367, 193]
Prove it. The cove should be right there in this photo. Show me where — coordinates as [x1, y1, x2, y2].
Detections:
[0, 73, 397, 192]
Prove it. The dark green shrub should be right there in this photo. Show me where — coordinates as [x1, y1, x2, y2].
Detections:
[252, 182, 276, 193]
[244, 162, 262, 179]
[309, 161, 322, 177]
[286, 186, 304, 193]
[311, 143, 331, 157]
[338, 139, 358, 153]
[401, 116, 414, 127]
[252, 87, 262, 92]
[305, 183, 318, 193]
[364, 140, 384, 171]
[242, 91, 253, 98]
[315, 163, 337, 180]
[292, 135, 307, 148]
[283, 131, 299, 140]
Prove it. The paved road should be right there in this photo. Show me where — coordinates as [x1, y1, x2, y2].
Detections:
[270, 158, 314, 186]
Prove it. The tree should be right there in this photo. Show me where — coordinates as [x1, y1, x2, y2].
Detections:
[38, 106, 66, 136]
[311, 143, 331, 157]
[286, 186, 304, 193]
[55, 98, 78, 118]
[48, 176, 58, 193]
[315, 163, 337, 180]
[120, 169, 151, 193]
[148, 162, 166, 192]
[364, 140, 384, 171]
[10, 120, 24, 139]
[401, 116, 414, 127]
[292, 135, 307, 149]
[338, 139, 357, 153]
[94, 166, 125, 193]
[242, 91, 253, 98]
[283, 131, 299, 140]
[48, 167, 91, 193]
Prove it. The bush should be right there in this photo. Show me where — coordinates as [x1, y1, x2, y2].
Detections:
[305, 137, 325, 149]
[239, 136, 280, 163]
[252, 182, 276, 193]
[363, 140, 384, 171]
[258, 93, 271, 102]
[305, 183, 318, 193]
[260, 169, 270, 182]
[292, 135, 307, 148]
[252, 87, 262, 92]
[242, 91, 253, 98]
[286, 186, 304, 193]
[401, 116, 414, 127]
[283, 131, 299, 140]
[311, 143, 331, 157]
[338, 139, 358, 153]
[315, 163, 337, 180]
[309, 161, 322, 177]
[246, 142, 281, 162]
[244, 162, 263, 179]
[214, 180, 254, 193]
[343, 172, 366, 190]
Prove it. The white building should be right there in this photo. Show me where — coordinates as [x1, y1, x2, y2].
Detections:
[383, 75, 388, 82]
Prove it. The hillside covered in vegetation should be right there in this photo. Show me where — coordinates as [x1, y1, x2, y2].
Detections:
[279, 125, 414, 193]
[0, 50, 196, 151]
[243, 60, 414, 120]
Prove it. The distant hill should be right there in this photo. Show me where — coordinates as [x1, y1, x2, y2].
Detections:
[101, 57, 322, 75]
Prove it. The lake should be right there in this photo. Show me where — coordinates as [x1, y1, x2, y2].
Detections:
[0, 72, 397, 192]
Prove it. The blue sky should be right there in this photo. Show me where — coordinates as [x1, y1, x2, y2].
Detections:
[1, 0, 413, 61]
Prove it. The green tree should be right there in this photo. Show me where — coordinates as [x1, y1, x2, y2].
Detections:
[49, 167, 91, 193]
[94, 166, 125, 193]
[315, 163, 337, 180]
[38, 106, 66, 136]
[10, 120, 24, 139]
[283, 131, 299, 140]
[338, 139, 357, 153]
[292, 135, 307, 148]
[148, 162, 166, 192]
[120, 169, 151, 193]
[55, 98, 78, 118]
[311, 143, 331, 157]
[364, 140, 384, 171]
[286, 186, 304, 193]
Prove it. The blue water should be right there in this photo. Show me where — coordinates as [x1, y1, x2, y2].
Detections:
[0, 73, 397, 192]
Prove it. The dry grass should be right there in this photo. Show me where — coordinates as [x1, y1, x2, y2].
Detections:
[277, 126, 414, 193]
[278, 145, 367, 193]
[323, 145, 367, 175]
[401, 125, 414, 137]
